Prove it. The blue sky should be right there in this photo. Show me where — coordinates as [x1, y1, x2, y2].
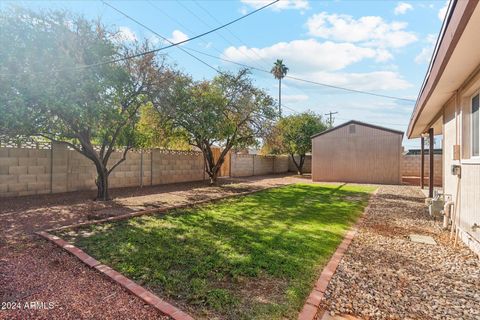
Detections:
[3, 0, 450, 149]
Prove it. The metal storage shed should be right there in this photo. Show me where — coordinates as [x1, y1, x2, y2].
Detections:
[311, 120, 404, 184]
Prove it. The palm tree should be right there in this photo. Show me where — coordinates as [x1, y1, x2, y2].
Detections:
[271, 59, 288, 117]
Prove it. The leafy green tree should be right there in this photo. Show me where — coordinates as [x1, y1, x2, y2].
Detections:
[155, 69, 276, 184]
[136, 103, 190, 150]
[271, 59, 288, 117]
[0, 8, 170, 200]
[264, 112, 327, 175]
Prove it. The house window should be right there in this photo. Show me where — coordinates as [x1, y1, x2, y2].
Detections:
[472, 93, 479, 157]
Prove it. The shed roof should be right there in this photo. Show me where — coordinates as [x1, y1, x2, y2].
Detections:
[311, 120, 404, 139]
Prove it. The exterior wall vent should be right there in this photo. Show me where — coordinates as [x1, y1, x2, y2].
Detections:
[349, 124, 356, 134]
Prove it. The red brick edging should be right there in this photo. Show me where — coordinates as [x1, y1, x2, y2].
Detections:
[298, 188, 378, 320]
[36, 230, 195, 320]
[36, 183, 373, 320]
[36, 185, 286, 320]
[44, 185, 281, 233]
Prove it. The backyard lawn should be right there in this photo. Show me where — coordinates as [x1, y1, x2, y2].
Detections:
[57, 183, 374, 319]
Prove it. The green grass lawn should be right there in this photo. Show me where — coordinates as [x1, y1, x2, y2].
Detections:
[58, 183, 374, 319]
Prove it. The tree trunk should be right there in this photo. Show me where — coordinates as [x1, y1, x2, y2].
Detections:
[291, 153, 305, 175]
[95, 165, 110, 201]
[201, 144, 230, 185]
[209, 169, 219, 185]
[207, 154, 224, 185]
[278, 78, 282, 118]
[299, 155, 305, 175]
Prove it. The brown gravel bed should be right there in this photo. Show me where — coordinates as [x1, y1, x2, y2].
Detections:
[0, 241, 165, 320]
[319, 185, 480, 320]
[0, 174, 304, 319]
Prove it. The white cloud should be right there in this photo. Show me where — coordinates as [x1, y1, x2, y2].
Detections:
[414, 48, 431, 64]
[438, 1, 449, 21]
[394, 2, 413, 15]
[289, 70, 412, 91]
[167, 30, 189, 44]
[148, 34, 161, 46]
[222, 40, 412, 91]
[116, 26, 137, 42]
[223, 39, 381, 72]
[241, 0, 309, 11]
[282, 94, 309, 104]
[414, 34, 437, 64]
[306, 12, 417, 49]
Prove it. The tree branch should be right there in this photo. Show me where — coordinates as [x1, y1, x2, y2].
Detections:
[108, 145, 133, 175]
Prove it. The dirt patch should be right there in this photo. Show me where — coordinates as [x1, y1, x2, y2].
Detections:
[344, 195, 364, 202]
[0, 241, 165, 320]
[182, 275, 289, 319]
[0, 174, 303, 319]
[237, 276, 288, 307]
[86, 207, 133, 220]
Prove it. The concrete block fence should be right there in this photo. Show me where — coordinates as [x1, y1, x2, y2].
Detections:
[230, 154, 289, 177]
[288, 155, 312, 173]
[402, 154, 442, 186]
[0, 143, 290, 198]
[0, 143, 446, 197]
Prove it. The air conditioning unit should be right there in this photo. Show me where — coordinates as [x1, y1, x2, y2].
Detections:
[429, 191, 445, 217]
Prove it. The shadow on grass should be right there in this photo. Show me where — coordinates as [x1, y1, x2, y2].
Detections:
[59, 184, 372, 320]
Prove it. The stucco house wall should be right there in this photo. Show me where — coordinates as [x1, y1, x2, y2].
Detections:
[442, 67, 480, 255]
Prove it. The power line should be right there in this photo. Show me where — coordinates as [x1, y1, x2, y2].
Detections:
[102, 1, 218, 73]
[192, 0, 273, 71]
[282, 104, 299, 114]
[176, 0, 267, 71]
[103, 1, 281, 125]
[102, 0, 276, 72]
[284, 102, 407, 127]
[146, 0, 238, 67]
[335, 117, 406, 127]
[284, 75, 416, 103]
[4, 0, 416, 105]
[0, 0, 278, 76]
[282, 105, 406, 128]
[177, 47, 416, 103]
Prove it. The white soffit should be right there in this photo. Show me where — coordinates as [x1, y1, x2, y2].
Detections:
[412, 5, 480, 137]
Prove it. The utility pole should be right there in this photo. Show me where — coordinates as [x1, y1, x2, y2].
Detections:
[325, 111, 338, 127]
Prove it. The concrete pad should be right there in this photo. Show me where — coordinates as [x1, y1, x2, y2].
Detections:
[409, 234, 437, 245]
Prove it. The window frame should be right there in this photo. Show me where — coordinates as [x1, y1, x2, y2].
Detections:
[471, 90, 480, 159]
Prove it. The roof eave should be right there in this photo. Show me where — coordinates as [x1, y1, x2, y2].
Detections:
[312, 120, 404, 139]
[407, 0, 478, 138]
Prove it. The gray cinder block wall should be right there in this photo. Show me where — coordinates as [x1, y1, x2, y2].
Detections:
[0, 143, 206, 197]
[230, 154, 289, 177]
[0, 143, 290, 197]
[402, 154, 442, 185]
[288, 155, 312, 173]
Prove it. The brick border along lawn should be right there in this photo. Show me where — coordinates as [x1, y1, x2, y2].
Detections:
[36, 231, 194, 320]
[299, 189, 378, 320]
[36, 186, 284, 320]
[50, 183, 374, 319]
[0, 175, 304, 320]
[317, 185, 480, 320]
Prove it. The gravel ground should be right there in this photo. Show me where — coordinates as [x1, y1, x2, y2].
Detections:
[0, 174, 305, 320]
[319, 185, 480, 320]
